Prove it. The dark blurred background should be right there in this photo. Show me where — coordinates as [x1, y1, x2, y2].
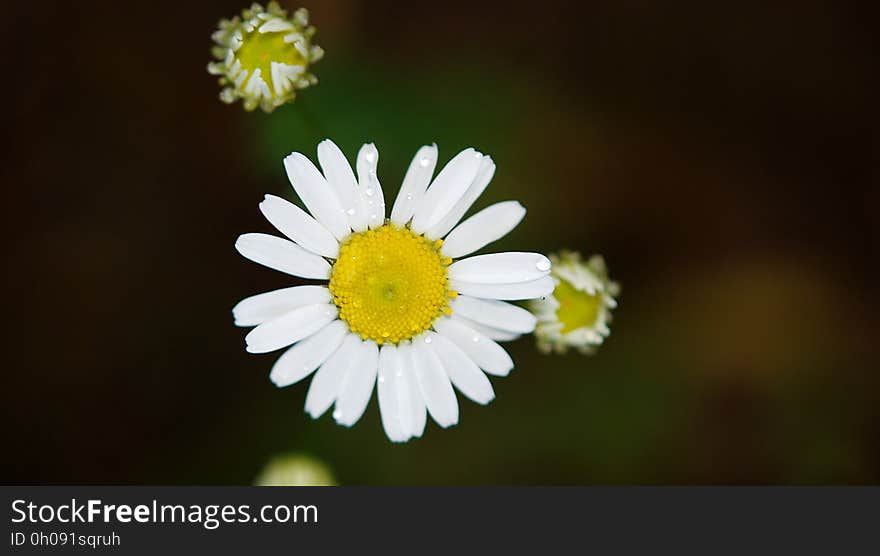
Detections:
[2, 1, 876, 484]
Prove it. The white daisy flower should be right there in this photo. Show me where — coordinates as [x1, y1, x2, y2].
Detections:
[207, 3, 323, 112]
[529, 251, 620, 354]
[233, 140, 553, 442]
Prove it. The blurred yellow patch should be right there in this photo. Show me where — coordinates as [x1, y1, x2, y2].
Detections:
[255, 454, 336, 486]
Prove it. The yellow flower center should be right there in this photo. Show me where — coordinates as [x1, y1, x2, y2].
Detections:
[554, 279, 602, 334]
[329, 223, 454, 344]
[236, 29, 306, 94]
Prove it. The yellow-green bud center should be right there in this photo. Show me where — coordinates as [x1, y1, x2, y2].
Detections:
[553, 279, 602, 334]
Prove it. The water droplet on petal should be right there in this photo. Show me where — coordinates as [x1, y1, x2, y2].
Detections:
[365, 151, 377, 164]
[536, 258, 551, 271]
[405, 194, 414, 201]
[472, 335, 480, 342]
[346, 208, 356, 215]
[424, 336, 432, 344]
[332, 409, 342, 420]
[419, 156, 431, 167]
[378, 375, 385, 384]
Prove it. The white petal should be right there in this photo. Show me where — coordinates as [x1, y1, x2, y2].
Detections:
[305, 333, 360, 418]
[449, 252, 551, 284]
[259, 19, 294, 33]
[259, 194, 339, 258]
[245, 304, 338, 354]
[400, 342, 427, 438]
[233, 285, 331, 327]
[283, 152, 349, 240]
[425, 155, 496, 239]
[427, 332, 495, 405]
[453, 316, 521, 341]
[377, 345, 409, 442]
[433, 317, 514, 376]
[235, 233, 330, 279]
[441, 201, 525, 258]
[334, 340, 379, 427]
[317, 139, 369, 232]
[356, 143, 385, 229]
[269, 320, 347, 387]
[450, 275, 555, 300]
[450, 295, 536, 334]
[411, 337, 459, 428]
[390, 144, 437, 225]
[410, 148, 482, 234]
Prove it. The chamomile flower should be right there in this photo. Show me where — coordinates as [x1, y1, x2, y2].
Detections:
[233, 140, 553, 442]
[208, 3, 323, 112]
[255, 453, 335, 486]
[529, 251, 620, 354]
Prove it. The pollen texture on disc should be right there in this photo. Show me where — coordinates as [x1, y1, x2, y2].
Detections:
[328, 223, 453, 344]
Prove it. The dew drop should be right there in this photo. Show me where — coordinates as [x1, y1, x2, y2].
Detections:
[365, 151, 377, 164]
[346, 208, 356, 215]
[536, 258, 551, 271]
[364, 187, 375, 197]
[332, 409, 342, 420]
[424, 336, 432, 344]
[378, 375, 385, 384]
[405, 194, 414, 201]
[419, 156, 431, 167]
[472, 335, 480, 342]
